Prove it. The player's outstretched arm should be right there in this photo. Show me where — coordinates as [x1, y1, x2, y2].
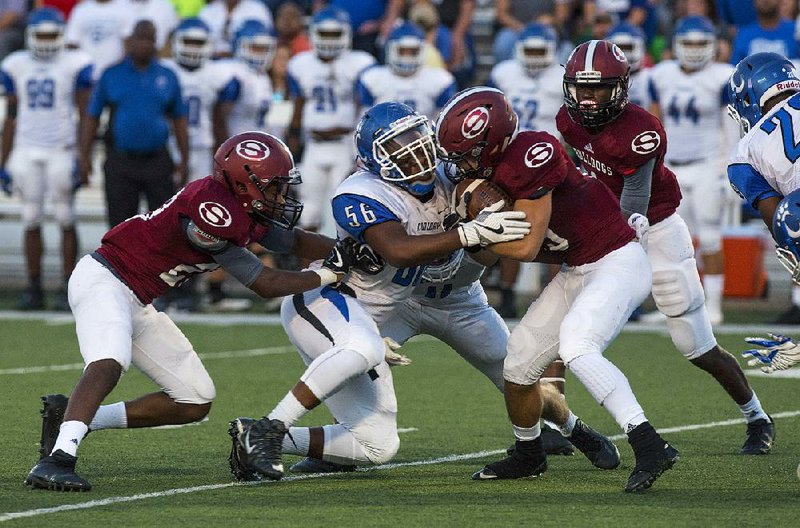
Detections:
[291, 228, 336, 260]
[484, 194, 551, 262]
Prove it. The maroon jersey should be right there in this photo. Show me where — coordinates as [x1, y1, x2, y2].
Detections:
[556, 103, 682, 225]
[96, 177, 267, 304]
[491, 131, 635, 266]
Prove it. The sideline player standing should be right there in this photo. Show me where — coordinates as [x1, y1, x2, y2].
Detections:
[228, 103, 531, 482]
[0, 8, 93, 311]
[557, 40, 774, 454]
[25, 132, 368, 492]
[436, 87, 678, 493]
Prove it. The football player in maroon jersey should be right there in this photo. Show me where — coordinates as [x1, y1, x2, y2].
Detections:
[436, 87, 678, 492]
[25, 131, 381, 492]
[557, 40, 774, 455]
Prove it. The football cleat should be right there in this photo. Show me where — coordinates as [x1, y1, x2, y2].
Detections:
[230, 416, 287, 481]
[473, 438, 547, 480]
[289, 457, 357, 473]
[625, 422, 680, 493]
[25, 449, 92, 491]
[227, 417, 262, 482]
[17, 287, 44, 310]
[507, 423, 574, 456]
[39, 394, 68, 460]
[52, 289, 70, 312]
[740, 416, 775, 455]
[568, 419, 621, 469]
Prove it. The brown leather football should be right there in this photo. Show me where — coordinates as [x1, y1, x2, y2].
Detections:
[453, 178, 511, 220]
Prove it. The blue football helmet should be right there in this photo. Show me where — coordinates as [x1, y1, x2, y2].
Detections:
[311, 7, 351, 60]
[514, 23, 557, 75]
[727, 52, 800, 136]
[232, 19, 277, 71]
[172, 17, 212, 68]
[385, 22, 425, 76]
[773, 189, 800, 284]
[673, 16, 716, 70]
[26, 7, 65, 60]
[356, 102, 438, 195]
[607, 22, 646, 72]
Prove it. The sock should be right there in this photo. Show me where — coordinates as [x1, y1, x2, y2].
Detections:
[89, 402, 127, 431]
[267, 392, 307, 427]
[703, 274, 723, 315]
[283, 426, 311, 456]
[52, 420, 89, 457]
[512, 422, 541, 442]
[739, 393, 770, 423]
[559, 411, 578, 436]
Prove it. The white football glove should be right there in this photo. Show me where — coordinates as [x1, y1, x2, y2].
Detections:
[383, 337, 411, 367]
[742, 333, 800, 373]
[628, 213, 650, 250]
[457, 201, 531, 248]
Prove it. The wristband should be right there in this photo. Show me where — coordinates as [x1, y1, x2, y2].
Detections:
[313, 268, 339, 286]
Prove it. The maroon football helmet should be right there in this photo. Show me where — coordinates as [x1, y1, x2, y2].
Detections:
[213, 131, 303, 228]
[435, 86, 519, 180]
[563, 40, 630, 128]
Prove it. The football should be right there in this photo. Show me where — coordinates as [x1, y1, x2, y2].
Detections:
[453, 178, 511, 220]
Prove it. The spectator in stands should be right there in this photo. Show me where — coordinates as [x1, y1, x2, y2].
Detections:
[0, 0, 27, 61]
[492, 0, 570, 63]
[128, 0, 180, 52]
[78, 20, 189, 228]
[36, 0, 80, 19]
[64, 0, 135, 80]
[1, 7, 93, 311]
[717, 0, 756, 30]
[584, 0, 648, 28]
[313, 0, 403, 58]
[276, 1, 311, 55]
[270, 43, 292, 100]
[169, 0, 205, 18]
[425, 0, 476, 88]
[408, 0, 447, 68]
[731, 0, 798, 63]
[199, 0, 273, 58]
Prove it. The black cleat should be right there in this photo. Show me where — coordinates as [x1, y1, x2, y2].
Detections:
[232, 416, 287, 481]
[25, 449, 91, 491]
[740, 416, 775, 455]
[473, 438, 547, 480]
[52, 289, 70, 312]
[625, 422, 680, 493]
[227, 418, 262, 482]
[507, 423, 574, 456]
[290, 457, 357, 473]
[39, 394, 69, 460]
[568, 419, 620, 470]
[17, 287, 44, 310]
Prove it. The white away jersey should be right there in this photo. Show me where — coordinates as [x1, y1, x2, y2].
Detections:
[488, 61, 563, 136]
[64, 0, 134, 79]
[163, 59, 237, 149]
[288, 50, 376, 132]
[649, 60, 733, 163]
[0, 50, 93, 148]
[728, 91, 800, 208]
[628, 68, 652, 109]
[216, 59, 272, 136]
[356, 65, 456, 120]
[331, 169, 453, 325]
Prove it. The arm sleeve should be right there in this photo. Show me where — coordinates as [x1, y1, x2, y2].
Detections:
[184, 218, 229, 253]
[75, 64, 94, 91]
[355, 77, 374, 106]
[332, 193, 401, 243]
[211, 244, 265, 287]
[727, 162, 782, 210]
[218, 78, 240, 102]
[258, 226, 297, 254]
[619, 157, 655, 217]
[0, 70, 14, 95]
[287, 72, 303, 98]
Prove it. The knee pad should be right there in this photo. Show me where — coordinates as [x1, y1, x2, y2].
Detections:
[651, 258, 704, 317]
[363, 430, 400, 465]
[172, 361, 216, 404]
[567, 354, 616, 404]
[21, 201, 43, 228]
[665, 305, 717, 360]
[51, 198, 76, 228]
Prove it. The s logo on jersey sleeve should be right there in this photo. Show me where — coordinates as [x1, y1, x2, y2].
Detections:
[525, 142, 555, 168]
[631, 131, 660, 155]
[462, 107, 490, 139]
[199, 201, 233, 227]
[235, 139, 270, 161]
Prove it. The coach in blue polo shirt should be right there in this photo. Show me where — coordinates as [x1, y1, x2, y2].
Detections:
[78, 20, 189, 228]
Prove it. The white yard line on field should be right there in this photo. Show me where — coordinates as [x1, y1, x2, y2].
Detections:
[0, 347, 296, 376]
[2, 411, 798, 523]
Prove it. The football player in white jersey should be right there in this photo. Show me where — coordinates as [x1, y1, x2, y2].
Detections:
[607, 22, 651, 109]
[64, 0, 134, 80]
[286, 7, 376, 234]
[649, 16, 734, 325]
[127, 0, 180, 52]
[356, 22, 457, 121]
[165, 18, 238, 183]
[488, 22, 563, 318]
[0, 8, 94, 311]
[227, 102, 531, 481]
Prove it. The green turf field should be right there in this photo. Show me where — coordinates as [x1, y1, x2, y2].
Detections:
[1, 318, 798, 527]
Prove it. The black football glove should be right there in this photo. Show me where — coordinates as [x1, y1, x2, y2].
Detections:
[354, 242, 385, 275]
[321, 238, 358, 280]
